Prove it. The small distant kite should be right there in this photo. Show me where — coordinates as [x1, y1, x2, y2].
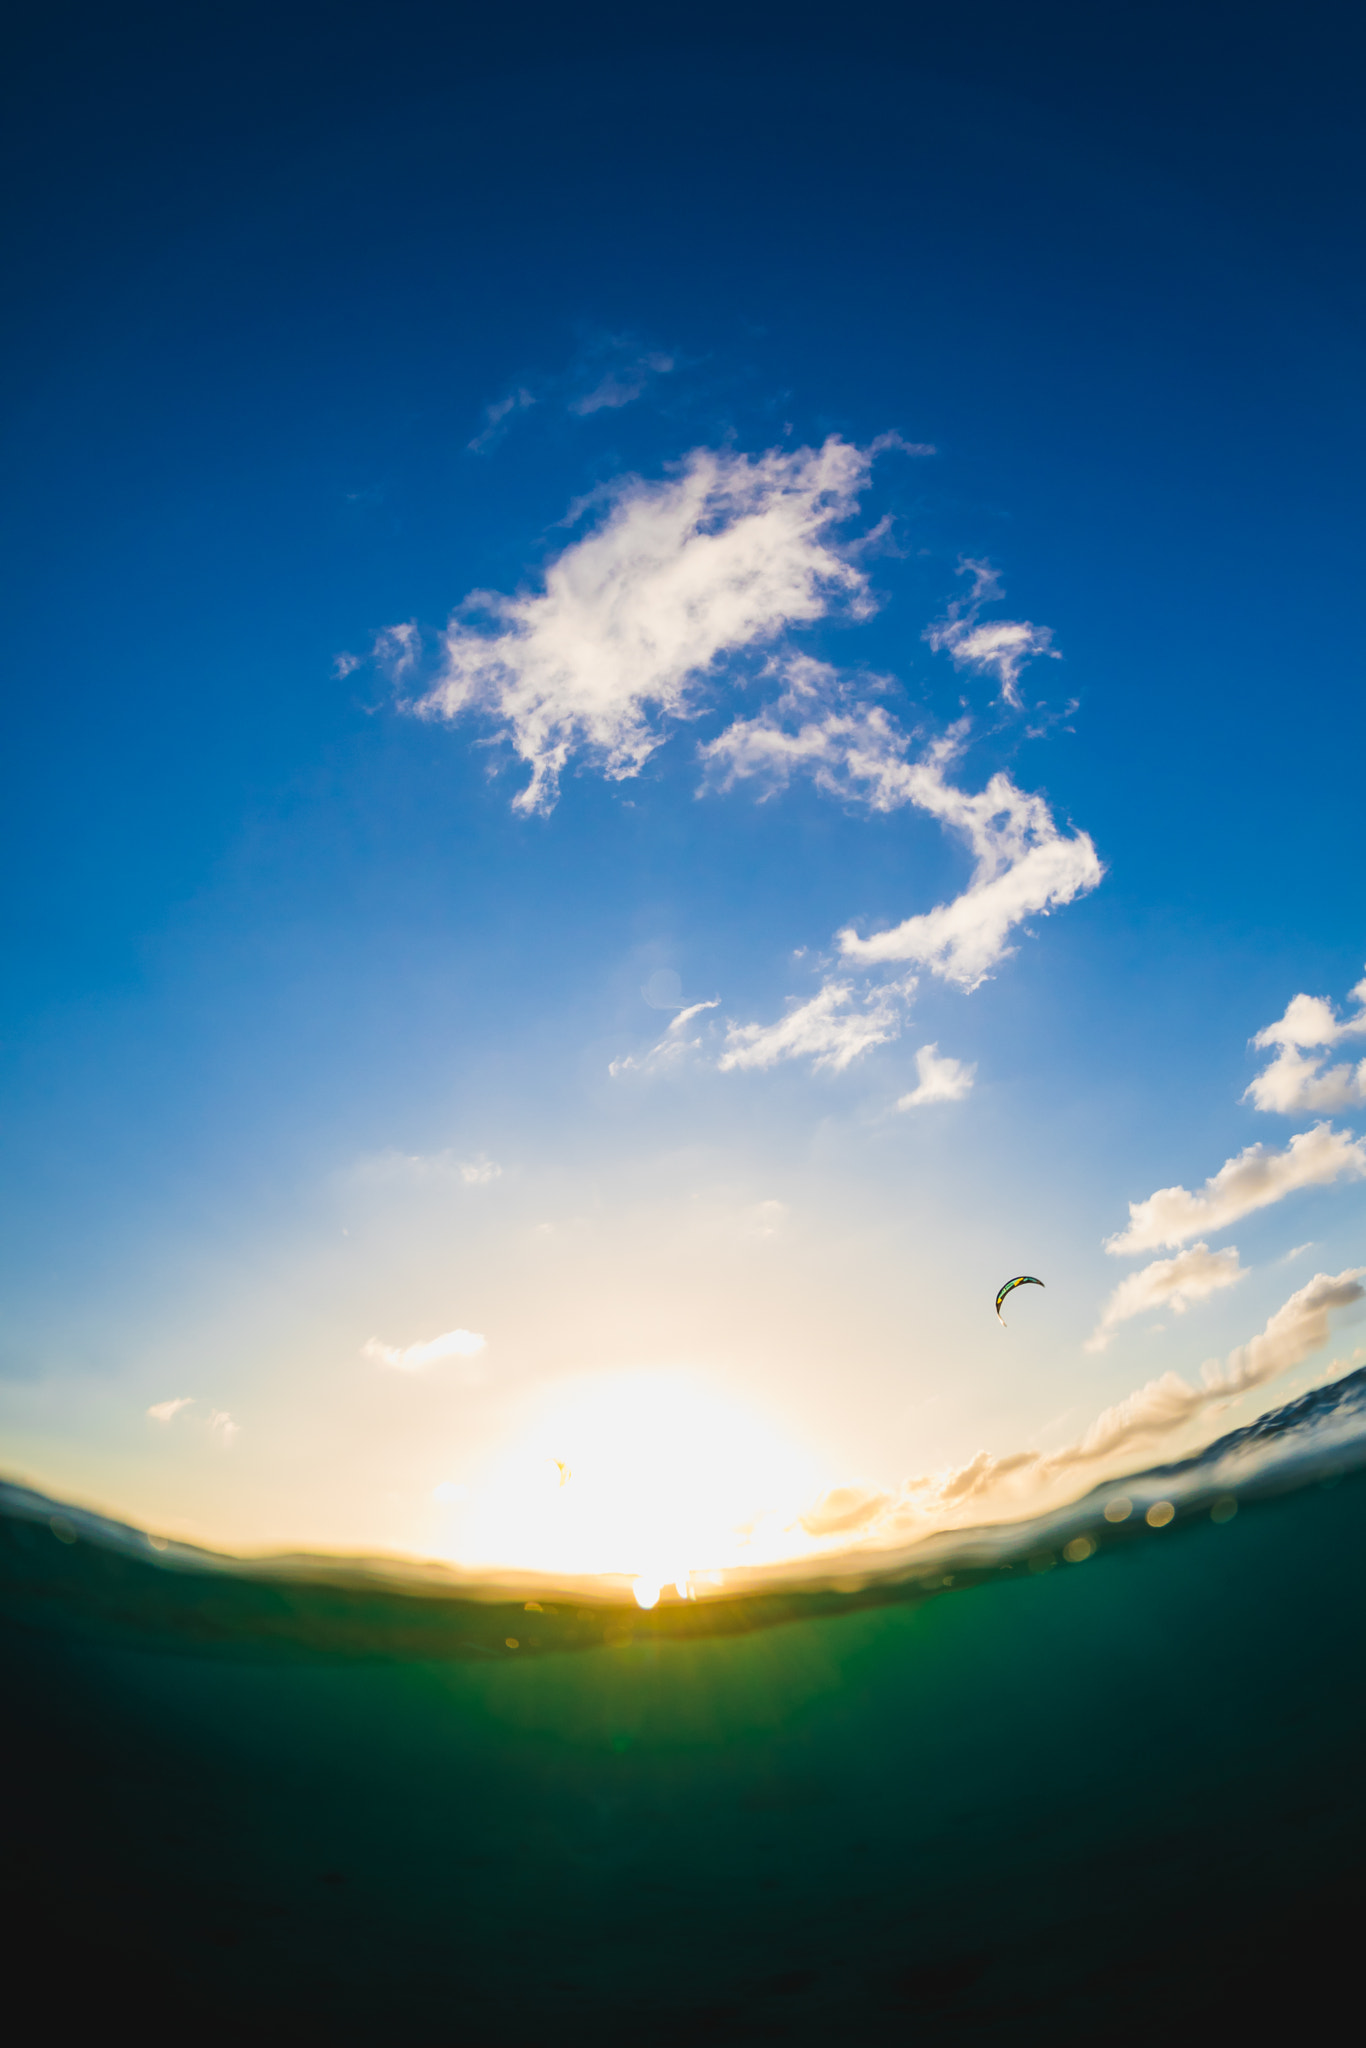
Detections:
[996, 1275, 1044, 1325]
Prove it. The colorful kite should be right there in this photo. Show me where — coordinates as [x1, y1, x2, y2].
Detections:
[995, 1275, 1045, 1324]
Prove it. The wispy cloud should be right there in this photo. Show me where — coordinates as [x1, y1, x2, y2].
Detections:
[207, 1409, 240, 1445]
[609, 999, 720, 1077]
[1104, 1123, 1366, 1255]
[147, 1396, 193, 1422]
[465, 337, 677, 455]
[345, 1149, 503, 1188]
[719, 977, 913, 1074]
[1085, 1242, 1247, 1353]
[897, 1042, 976, 1107]
[705, 686, 1102, 993]
[569, 349, 675, 415]
[923, 559, 1059, 709]
[1245, 970, 1366, 1114]
[837, 758, 1102, 990]
[468, 387, 536, 454]
[363, 1329, 487, 1373]
[458, 1155, 502, 1185]
[402, 437, 884, 813]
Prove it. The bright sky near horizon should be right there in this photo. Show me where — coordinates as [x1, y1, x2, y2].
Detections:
[3, 2, 1365, 1585]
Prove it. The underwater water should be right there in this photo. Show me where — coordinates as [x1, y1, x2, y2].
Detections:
[5, 1373, 1366, 2044]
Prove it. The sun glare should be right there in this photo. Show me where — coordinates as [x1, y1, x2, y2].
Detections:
[449, 1370, 827, 1600]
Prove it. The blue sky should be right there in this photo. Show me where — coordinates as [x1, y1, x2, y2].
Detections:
[3, 3, 1365, 1579]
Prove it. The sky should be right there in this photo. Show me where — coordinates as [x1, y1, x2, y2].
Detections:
[3, 1, 1365, 1591]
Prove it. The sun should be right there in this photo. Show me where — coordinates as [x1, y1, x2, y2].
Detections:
[451, 1368, 828, 1602]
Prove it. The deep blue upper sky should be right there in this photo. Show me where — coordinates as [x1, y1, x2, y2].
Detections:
[3, 1, 1364, 1557]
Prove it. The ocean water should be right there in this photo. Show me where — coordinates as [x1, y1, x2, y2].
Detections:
[5, 1372, 1366, 2044]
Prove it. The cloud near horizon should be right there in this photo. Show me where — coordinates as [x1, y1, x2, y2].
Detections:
[1104, 1122, 1366, 1255]
[1246, 970, 1366, 1115]
[803, 1268, 1364, 1543]
[1085, 1241, 1247, 1353]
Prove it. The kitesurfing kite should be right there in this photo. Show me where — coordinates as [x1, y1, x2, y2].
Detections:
[996, 1275, 1044, 1324]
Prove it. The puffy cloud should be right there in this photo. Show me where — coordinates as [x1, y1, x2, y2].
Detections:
[1085, 1242, 1247, 1353]
[1245, 971, 1366, 1114]
[147, 1396, 193, 1422]
[609, 999, 720, 1077]
[363, 1329, 487, 1372]
[407, 437, 880, 814]
[923, 559, 1059, 709]
[718, 977, 912, 1074]
[898, 1043, 976, 1108]
[1104, 1122, 1366, 1255]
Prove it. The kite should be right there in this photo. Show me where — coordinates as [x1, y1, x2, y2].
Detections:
[995, 1275, 1044, 1324]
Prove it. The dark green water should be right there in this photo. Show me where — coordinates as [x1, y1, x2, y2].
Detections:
[5, 1379, 1365, 2044]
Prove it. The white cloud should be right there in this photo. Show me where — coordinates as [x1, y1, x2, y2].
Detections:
[206, 1409, 239, 1445]
[1245, 971, 1366, 1114]
[363, 1328, 487, 1372]
[147, 1396, 193, 1422]
[704, 687, 1102, 993]
[609, 999, 720, 1077]
[405, 437, 881, 814]
[897, 1043, 976, 1108]
[1085, 1242, 1247, 1353]
[1105, 1122, 1366, 1255]
[1057, 1267, 1364, 1470]
[569, 350, 674, 415]
[718, 977, 912, 1074]
[923, 559, 1059, 708]
[836, 756, 1102, 991]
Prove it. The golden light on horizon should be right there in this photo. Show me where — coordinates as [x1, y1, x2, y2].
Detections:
[446, 1368, 828, 1598]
